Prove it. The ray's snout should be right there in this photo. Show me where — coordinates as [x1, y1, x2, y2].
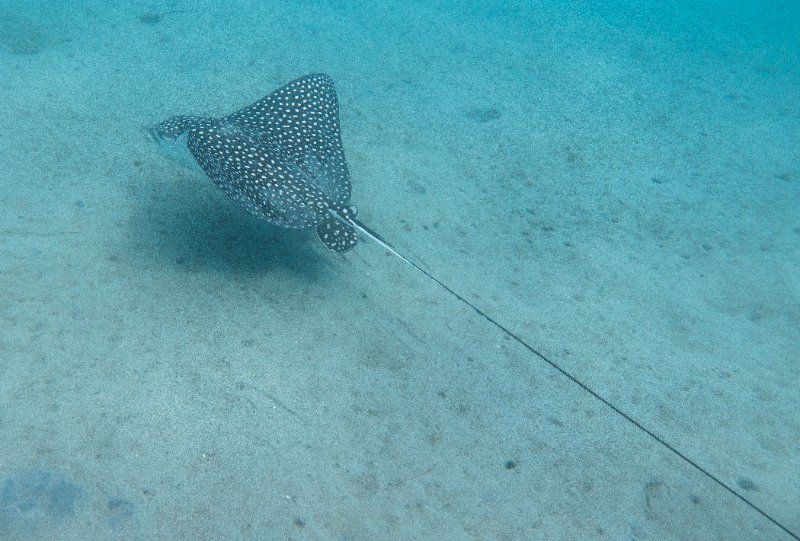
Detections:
[142, 124, 161, 142]
[144, 120, 202, 173]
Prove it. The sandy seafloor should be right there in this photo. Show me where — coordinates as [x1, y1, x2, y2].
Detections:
[0, 1, 798, 539]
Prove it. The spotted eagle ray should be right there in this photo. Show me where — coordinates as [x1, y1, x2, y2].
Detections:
[147, 73, 362, 253]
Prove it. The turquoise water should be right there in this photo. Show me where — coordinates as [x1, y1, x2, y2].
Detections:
[1, 1, 798, 539]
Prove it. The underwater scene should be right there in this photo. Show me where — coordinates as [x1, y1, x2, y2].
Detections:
[0, 1, 798, 539]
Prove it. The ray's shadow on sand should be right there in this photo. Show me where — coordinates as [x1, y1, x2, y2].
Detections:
[125, 165, 334, 281]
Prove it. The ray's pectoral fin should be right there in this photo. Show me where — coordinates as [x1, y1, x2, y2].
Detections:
[316, 215, 358, 253]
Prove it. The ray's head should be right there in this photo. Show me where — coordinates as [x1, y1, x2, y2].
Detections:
[144, 115, 211, 173]
[144, 115, 203, 143]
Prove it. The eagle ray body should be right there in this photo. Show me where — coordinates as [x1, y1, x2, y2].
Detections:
[148, 74, 358, 252]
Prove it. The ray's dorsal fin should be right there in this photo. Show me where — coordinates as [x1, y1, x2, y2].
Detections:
[317, 214, 359, 253]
